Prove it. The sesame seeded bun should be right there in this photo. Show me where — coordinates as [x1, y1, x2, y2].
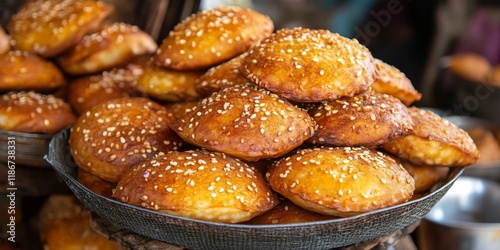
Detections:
[136, 62, 204, 102]
[77, 169, 115, 199]
[163, 101, 199, 120]
[69, 97, 183, 183]
[245, 198, 338, 225]
[401, 162, 449, 193]
[371, 59, 422, 106]
[240, 27, 376, 102]
[0, 26, 10, 55]
[266, 147, 415, 217]
[306, 91, 414, 146]
[153, 6, 274, 70]
[58, 22, 157, 75]
[113, 149, 279, 223]
[195, 52, 250, 97]
[68, 65, 143, 115]
[0, 51, 66, 92]
[0, 91, 76, 134]
[169, 84, 317, 161]
[7, 0, 114, 58]
[382, 107, 480, 167]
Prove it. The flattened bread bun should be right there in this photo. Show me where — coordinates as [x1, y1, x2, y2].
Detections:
[245, 198, 338, 225]
[0, 26, 10, 55]
[169, 84, 317, 161]
[382, 107, 480, 167]
[113, 149, 279, 223]
[372, 59, 422, 106]
[0, 51, 66, 92]
[58, 22, 157, 75]
[401, 162, 449, 193]
[154, 6, 274, 70]
[195, 53, 249, 97]
[306, 91, 413, 146]
[69, 97, 183, 183]
[241, 27, 376, 102]
[448, 53, 491, 83]
[266, 147, 415, 217]
[77, 169, 115, 199]
[68, 65, 143, 115]
[136, 62, 204, 102]
[7, 0, 114, 57]
[0, 91, 76, 134]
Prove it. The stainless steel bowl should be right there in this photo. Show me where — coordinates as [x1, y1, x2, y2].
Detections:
[418, 177, 500, 250]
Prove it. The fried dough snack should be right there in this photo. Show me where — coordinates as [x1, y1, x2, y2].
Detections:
[448, 53, 491, 83]
[0, 26, 10, 55]
[113, 149, 279, 223]
[77, 169, 115, 199]
[0, 91, 76, 134]
[241, 27, 376, 102]
[169, 84, 317, 161]
[195, 53, 249, 97]
[7, 0, 114, 57]
[58, 22, 157, 75]
[306, 91, 413, 146]
[382, 107, 480, 166]
[371, 59, 422, 105]
[401, 162, 449, 193]
[245, 198, 338, 225]
[154, 6, 274, 70]
[68, 65, 143, 115]
[136, 62, 204, 102]
[266, 147, 415, 217]
[69, 97, 183, 183]
[0, 50, 66, 92]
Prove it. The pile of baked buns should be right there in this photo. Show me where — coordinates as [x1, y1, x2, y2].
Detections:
[3, 0, 479, 225]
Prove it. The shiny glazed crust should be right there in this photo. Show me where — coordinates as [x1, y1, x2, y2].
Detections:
[113, 149, 279, 223]
[0, 26, 10, 55]
[266, 147, 415, 217]
[401, 162, 449, 193]
[153, 6, 274, 70]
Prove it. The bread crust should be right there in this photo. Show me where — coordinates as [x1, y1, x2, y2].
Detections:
[371, 59, 421, 105]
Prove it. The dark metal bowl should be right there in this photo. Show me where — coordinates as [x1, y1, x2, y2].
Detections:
[45, 127, 464, 250]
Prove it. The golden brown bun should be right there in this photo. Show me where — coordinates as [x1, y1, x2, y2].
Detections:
[241, 27, 375, 102]
[77, 169, 115, 199]
[245, 198, 338, 225]
[0, 91, 76, 134]
[154, 6, 274, 70]
[466, 126, 500, 164]
[58, 22, 157, 75]
[69, 97, 183, 183]
[382, 107, 480, 167]
[169, 84, 317, 161]
[488, 65, 500, 86]
[401, 162, 449, 193]
[163, 101, 199, 120]
[448, 53, 491, 83]
[39, 195, 118, 250]
[0, 51, 66, 92]
[306, 91, 413, 146]
[136, 62, 204, 102]
[372, 59, 422, 105]
[195, 52, 249, 97]
[113, 149, 279, 223]
[7, 0, 114, 58]
[68, 65, 143, 115]
[266, 147, 415, 217]
[0, 26, 10, 55]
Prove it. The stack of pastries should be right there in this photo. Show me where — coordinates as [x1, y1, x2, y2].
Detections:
[3, 1, 480, 226]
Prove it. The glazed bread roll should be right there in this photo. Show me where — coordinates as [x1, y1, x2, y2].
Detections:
[68, 65, 143, 115]
[69, 97, 183, 183]
[0, 26, 10, 55]
[0, 91, 76, 134]
[0, 50, 66, 92]
[77, 169, 115, 199]
[113, 149, 279, 223]
[306, 91, 414, 146]
[58, 22, 157, 75]
[169, 84, 317, 161]
[371, 58, 422, 106]
[7, 0, 114, 57]
[154, 6, 274, 70]
[241, 27, 376, 102]
[382, 107, 480, 167]
[401, 162, 449, 193]
[266, 147, 415, 217]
